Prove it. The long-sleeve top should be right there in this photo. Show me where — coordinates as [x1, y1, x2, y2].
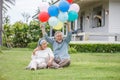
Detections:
[44, 32, 72, 60]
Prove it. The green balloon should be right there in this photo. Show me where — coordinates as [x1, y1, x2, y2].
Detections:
[68, 11, 78, 21]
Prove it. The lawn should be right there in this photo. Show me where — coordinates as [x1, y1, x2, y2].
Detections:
[0, 48, 120, 80]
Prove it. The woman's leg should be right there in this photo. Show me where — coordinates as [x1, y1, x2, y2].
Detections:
[37, 63, 47, 69]
[30, 60, 37, 70]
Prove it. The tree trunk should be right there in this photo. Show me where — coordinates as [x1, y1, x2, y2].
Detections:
[0, 0, 3, 46]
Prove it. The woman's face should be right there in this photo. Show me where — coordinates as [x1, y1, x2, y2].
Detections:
[55, 32, 63, 43]
[40, 41, 47, 50]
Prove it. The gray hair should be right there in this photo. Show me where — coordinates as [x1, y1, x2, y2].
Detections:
[38, 38, 46, 46]
[54, 31, 63, 38]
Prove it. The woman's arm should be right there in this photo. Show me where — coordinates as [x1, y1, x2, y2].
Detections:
[32, 47, 39, 55]
[47, 57, 54, 67]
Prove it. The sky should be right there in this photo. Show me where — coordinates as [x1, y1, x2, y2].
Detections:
[7, 0, 43, 24]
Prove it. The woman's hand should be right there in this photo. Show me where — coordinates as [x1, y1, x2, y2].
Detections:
[47, 60, 52, 67]
[32, 47, 39, 55]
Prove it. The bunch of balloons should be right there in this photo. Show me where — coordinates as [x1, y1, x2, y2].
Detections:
[38, 0, 80, 30]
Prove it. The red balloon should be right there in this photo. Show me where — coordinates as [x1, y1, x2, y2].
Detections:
[67, 0, 73, 4]
[38, 12, 50, 22]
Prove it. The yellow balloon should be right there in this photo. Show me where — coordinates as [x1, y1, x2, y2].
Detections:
[53, 21, 63, 30]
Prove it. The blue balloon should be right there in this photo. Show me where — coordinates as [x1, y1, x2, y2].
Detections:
[48, 5, 59, 16]
[59, 0, 70, 12]
[58, 12, 68, 22]
[68, 11, 78, 22]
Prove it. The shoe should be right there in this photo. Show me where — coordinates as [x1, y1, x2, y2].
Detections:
[25, 66, 30, 70]
[31, 68, 36, 71]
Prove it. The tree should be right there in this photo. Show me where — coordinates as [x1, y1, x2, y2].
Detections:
[21, 12, 31, 23]
[0, 0, 3, 46]
[0, 0, 15, 46]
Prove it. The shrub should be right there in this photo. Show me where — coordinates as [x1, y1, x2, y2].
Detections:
[27, 42, 53, 49]
[27, 42, 37, 49]
[69, 43, 120, 53]
[0, 46, 10, 50]
[68, 47, 77, 54]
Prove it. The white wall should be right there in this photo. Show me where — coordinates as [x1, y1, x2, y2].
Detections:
[109, 0, 120, 33]
[109, 0, 120, 41]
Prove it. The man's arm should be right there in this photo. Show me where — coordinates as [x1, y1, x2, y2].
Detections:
[40, 23, 54, 45]
[40, 23, 46, 36]
[65, 22, 72, 43]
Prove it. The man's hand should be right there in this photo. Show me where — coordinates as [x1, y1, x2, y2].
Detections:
[65, 22, 70, 26]
[65, 22, 70, 32]
[39, 23, 44, 29]
[39, 23, 46, 36]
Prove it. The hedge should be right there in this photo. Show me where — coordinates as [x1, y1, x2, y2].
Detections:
[27, 42, 120, 53]
[27, 42, 38, 49]
[69, 43, 120, 53]
[27, 42, 52, 49]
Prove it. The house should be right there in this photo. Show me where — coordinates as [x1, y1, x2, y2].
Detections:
[33, 0, 120, 42]
[72, 0, 120, 41]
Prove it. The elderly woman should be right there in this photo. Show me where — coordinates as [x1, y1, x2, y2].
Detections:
[26, 39, 60, 70]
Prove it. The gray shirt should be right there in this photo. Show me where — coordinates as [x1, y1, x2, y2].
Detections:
[44, 32, 72, 60]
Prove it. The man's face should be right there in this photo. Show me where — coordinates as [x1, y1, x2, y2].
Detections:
[55, 33, 63, 43]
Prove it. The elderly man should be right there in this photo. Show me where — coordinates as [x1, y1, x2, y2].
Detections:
[40, 22, 72, 67]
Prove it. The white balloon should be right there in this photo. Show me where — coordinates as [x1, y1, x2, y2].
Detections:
[69, 3, 80, 13]
[40, 2, 50, 12]
[48, 17, 58, 27]
[58, 12, 68, 22]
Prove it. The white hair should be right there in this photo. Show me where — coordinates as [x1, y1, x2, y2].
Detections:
[54, 31, 63, 38]
[38, 38, 46, 46]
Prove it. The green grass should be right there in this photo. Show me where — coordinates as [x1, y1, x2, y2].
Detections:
[0, 48, 120, 80]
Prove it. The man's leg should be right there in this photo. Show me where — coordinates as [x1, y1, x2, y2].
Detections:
[49, 61, 60, 69]
[59, 59, 71, 67]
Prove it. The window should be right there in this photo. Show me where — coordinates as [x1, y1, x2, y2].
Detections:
[92, 5, 105, 28]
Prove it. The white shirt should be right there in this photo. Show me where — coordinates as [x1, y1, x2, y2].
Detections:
[31, 48, 54, 63]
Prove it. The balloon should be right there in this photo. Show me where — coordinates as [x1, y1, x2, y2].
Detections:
[59, 0, 70, 12]
[58, 12, 68, 22]
[48, 5, 59, 16]
[67, 0, 73, 4]
[39, 2, 50, 12]
[69, 3, 80, 13]
[68, 11, 78, 22]
[38, 12, 50, 22]
[53, 21, 63, 30]
[48, 17, 58, 27]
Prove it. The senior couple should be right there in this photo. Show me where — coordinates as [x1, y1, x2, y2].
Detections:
[26, 22, 72, 70]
